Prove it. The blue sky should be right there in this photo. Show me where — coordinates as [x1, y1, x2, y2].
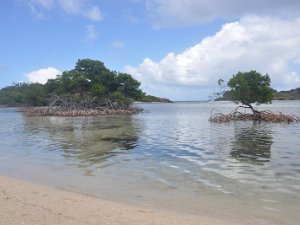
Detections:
[1, 0, 300, 100]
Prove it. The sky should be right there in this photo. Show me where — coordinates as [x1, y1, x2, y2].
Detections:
[1, 0, 300, 100]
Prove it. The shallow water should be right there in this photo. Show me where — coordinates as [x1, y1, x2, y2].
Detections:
[0, 101, 300, 224]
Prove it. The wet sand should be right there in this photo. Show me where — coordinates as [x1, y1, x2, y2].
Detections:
[0, 175, 246, 225]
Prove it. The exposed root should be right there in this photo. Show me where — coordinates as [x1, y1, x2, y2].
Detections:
[21, 106, 144, 117]
[209, 107, 300, 123]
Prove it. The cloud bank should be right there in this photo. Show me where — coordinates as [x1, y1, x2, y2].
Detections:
[26, 67, 61, 84]
[125, 16, 300, 100]
[146, 0, 300, 28]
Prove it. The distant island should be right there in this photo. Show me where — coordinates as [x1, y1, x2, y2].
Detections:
[141, 95, 173, 103]
[272, 88, 300, 100]
[216, 87, 300, 101]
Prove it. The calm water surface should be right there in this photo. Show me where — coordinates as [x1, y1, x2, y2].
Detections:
[0, 101, 300, 224]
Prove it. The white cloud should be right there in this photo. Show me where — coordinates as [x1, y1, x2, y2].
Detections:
[146, 0, 300, 28]
[85, 5, 102, 21]
[57, 0, 83, 14]
[124, 16, 300, 100]
[31, 0, 54, 9]
[25, 0, 102, 21]
[85, 25, 99, 42]
[25, 0, 54, 19]
[58, 0, 102, 21]
[25, 67, 61, 84]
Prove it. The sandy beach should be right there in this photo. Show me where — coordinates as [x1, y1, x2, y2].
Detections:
[0, 175, 244, 225]
[2, 175, 265, 225]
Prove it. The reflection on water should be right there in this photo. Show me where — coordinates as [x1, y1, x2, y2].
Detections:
[231, 123, 273, 164]
[20, 115, 141, 175]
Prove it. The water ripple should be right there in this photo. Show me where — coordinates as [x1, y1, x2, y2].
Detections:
[0, 102, 300, 215]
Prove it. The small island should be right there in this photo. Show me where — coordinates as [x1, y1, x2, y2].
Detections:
[210, 71, 299, 123]
[0, 59, 171, 116]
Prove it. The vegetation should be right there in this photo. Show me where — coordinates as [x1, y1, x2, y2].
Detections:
[273, 88, 300, 100]
[227, 70, 273, 113]
[141, 95, 173, 103]
[210, 70, 299, 123]
[0, 83, 47, 107]
[216, 88, 300, 101]
[0, 59, 147, 115]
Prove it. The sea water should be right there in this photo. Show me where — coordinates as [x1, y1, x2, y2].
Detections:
[0, 101, 299, 224]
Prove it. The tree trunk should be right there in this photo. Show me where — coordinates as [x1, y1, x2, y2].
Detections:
[250, 106, 261, 120]
[242, 101, 261, 119]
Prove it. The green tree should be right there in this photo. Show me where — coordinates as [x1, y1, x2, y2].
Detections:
[60, 70, 90, 96]
[45, 59, 144, 108]
[75, 59, 118, 95]
[227, 71, 273, 113]
[75, 58, 109, 82]
[45, 78, 61, 93]
[110, 91, 133, 108]
[22, 83, 47, 106]
[1, 59, 145, 109]
[0, 83, 47, 106]
[117, 73, 145, 100]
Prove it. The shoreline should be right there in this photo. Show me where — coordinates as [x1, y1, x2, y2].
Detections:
[0, 175, 245, 225]
[20, 106, 144, 117]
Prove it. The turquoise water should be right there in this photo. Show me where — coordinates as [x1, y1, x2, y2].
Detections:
[0, 101, 300, 224]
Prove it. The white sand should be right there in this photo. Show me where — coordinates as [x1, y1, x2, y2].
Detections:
[1, 175, 291, 225]
[0, 175, 246, 225]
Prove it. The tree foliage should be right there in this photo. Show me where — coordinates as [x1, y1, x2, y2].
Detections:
[0, 59, 145, 108]
[0, 83, 47, 106]
[227, 70, 273, 111]
[210, 71, 299, 123]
